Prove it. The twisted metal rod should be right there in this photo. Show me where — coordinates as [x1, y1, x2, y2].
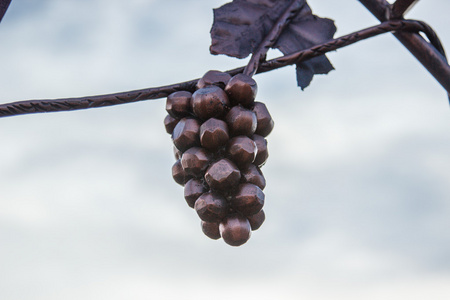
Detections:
[0, 19, 446, 118]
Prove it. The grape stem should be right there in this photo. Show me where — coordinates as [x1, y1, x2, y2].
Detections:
[0, 19, 447, 118]
[243, 0, 305, 77]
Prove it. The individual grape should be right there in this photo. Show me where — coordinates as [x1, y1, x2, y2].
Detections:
[252, 102, 274, 137]
[226, 136, 256, 168]
[181, 147, 210, 177]
[225, 105, 257, 137]
[166, 91, 192, 118]
[173, 146, 182, 160]
[172, 118, 201, 152]
[219, 214, 251, 246]
[204, 158, 241, 191]
[192, 86, 230, 120]
[252, 134, 269, 167]
[230, 183, 264, 216]
[194, 192, 229, 222]
[172, 159, 192, 186]
[197, 70, 231, 90]
[240, 164, 266, 190]
[201, 221, 221, 240]
[184, 178, 207, 208]
[247, 210, 265, 231]
[224, 73, 257, 107]
[200, 118, 229, 151]
[164, 115, 179, 134]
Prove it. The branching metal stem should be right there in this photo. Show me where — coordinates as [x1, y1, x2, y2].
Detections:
[0, 19, 447, 118]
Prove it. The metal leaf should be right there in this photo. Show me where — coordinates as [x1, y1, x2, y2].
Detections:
[210, 0, 336, 89]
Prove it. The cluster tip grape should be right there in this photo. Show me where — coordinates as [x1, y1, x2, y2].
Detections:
[163, 70, 274, 246]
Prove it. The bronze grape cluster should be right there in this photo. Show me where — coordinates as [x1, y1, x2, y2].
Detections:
[163, 71, 274, 246]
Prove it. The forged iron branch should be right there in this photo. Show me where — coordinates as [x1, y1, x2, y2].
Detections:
[0, 19, 447, 118]
[358, 0, 450, 95]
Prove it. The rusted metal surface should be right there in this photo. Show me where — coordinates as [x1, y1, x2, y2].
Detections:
[359, 0, 450, 94]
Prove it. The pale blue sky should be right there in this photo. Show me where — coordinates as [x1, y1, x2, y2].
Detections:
[0, 1, 449, 299]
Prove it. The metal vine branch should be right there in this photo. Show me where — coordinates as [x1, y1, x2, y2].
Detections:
[360, 0, 449, 94]
[0, 0, 449, 119]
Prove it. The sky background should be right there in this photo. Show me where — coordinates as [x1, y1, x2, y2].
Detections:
[0, 0, 449, 299]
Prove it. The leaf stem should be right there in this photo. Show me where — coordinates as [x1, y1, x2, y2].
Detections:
[243, 0, 305, 77]
[0, 19, 447, 119]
